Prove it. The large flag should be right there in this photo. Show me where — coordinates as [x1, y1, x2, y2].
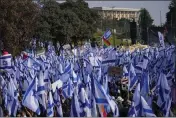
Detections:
[6, 78, 19, 116]
[156, 73, 171, 116]
[78, 85, 91, 117]
[129, 83, 155, 117]
[91, 75, 119, 117]
[22, 77, 40, 115]
[140, 96, 156, 117]
[102, 30, 112, 47]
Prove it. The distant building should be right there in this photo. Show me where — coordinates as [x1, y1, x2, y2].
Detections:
[92, 7, 140, 22]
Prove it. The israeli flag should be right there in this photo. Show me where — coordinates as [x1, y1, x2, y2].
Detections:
[37, 70, 47, 110]
[128, 102, 137, 117]
[70, 88, 81, 117]
[53, 89, 63, 117]
[47, 91, 54, 117]
[78, 85, 91, 117]
[6, 78, 19, 116]
[0, 54, 12, 71]
[141, 96, 156, 117]
[22, 77, 40, 115]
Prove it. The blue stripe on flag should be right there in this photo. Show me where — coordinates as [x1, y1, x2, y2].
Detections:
[0, 66, 12, 69]
[0, 56, 12, 59]
[143, 108, 153, 114]
[11, 99, 17, 116]
[47, 110, 53, 116]
[23, 78, 35, 101]
[38, 86, 45, 92]
[72, 94, 79, 117]
[48, 103, 54, 109]
[95, 98, 109, 104]
[36, 107, 40, 115]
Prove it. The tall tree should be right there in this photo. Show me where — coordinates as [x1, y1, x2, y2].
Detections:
[138, 8, 153, 44]
[35, 0, 61, 46]
[56, 9, 81, 48]
[36, 0, 81, 51]
[60, 0, 100, 46]
[166, 0, 176, 37]
[0, 0, 40, 56]
[116, 18, 130, 39]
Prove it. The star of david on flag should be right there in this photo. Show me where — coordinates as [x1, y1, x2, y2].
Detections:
[0, 54, 12, 70]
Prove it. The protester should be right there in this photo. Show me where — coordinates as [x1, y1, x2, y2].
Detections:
[0, 42, 175, 117]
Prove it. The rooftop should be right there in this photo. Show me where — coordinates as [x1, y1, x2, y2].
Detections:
[92, 7, 140, 12]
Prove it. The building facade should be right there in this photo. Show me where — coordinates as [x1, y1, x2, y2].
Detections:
[92, 7, 140, 22]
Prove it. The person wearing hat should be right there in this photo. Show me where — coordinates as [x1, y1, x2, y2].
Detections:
[2, 49, 9, 56]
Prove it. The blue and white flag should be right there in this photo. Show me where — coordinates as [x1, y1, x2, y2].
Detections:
[6, 78, 19, 116]
[70, 88, 81, 117]
[156, 73, 171, 108]
[128, 63, 138, 91]
[22, 77, 40, 115]
[0, 54, 12, 71]
[47, 91, 54, 117]
[158, 32, 165, 48]
[53, 89, 63, 117]
[140, 72, 150, 101]
[78, 85, 91, 117]
[140, 96, 156, 117]
[128, 102, 137, 117]
[37, 70, 47, 110]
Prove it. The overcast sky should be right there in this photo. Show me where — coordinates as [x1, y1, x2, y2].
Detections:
[87, 1, 171, 26]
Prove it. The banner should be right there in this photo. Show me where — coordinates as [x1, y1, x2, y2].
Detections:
[158, 32, 165, 48]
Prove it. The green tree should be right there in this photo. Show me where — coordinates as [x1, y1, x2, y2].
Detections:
[0, 0, 40, 56]
[60, 0, 100, 46]
[35, 0, 61, 47]
[116, 18, 130, 39]
[56, 9, 80, 48]
[138, 8, 153, 44]
[166, 0, 176, 37]
[36, 0, 81, 51]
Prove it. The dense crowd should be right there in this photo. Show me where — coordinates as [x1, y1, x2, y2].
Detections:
[0, 42, 176, 117]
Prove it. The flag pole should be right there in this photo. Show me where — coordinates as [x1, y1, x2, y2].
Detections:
[102, 37, 104, 47]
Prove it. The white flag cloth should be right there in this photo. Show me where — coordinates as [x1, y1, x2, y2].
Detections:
[158, 32, 165, 48]
[0, 54, 12, 71]
[22, 77, 40, 115]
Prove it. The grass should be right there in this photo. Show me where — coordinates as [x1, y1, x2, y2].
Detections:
[109, 38, 131, 46]
[93, 31, 132, 46]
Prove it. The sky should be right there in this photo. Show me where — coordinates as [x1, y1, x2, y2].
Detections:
[87, 1, 171, 26]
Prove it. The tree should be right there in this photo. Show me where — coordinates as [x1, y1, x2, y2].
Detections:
[36, 0, 81, 51]
[166, 0, 176, 37]
[138, 8, 153, 44]
[116, 18, 130, 39]
[59, 0, 100, 46]
[0, 0, 40, 56]
[35, 0, 61, 48]
[36, 0, 99, 51]
[56, 9, 81, 48]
